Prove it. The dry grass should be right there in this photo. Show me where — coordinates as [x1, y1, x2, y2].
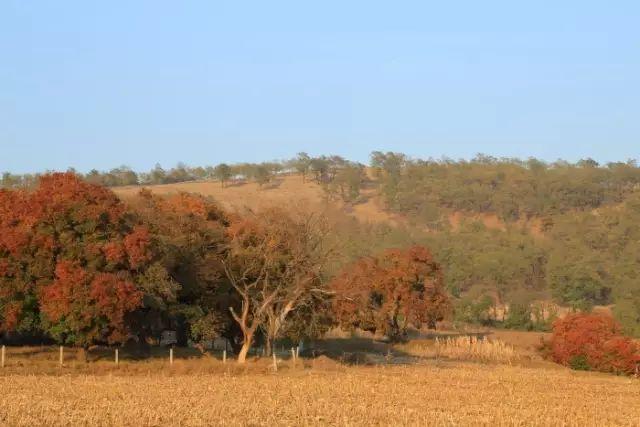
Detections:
[434, 336, 518, 364]
[113, 175, 400, 225]
[1, 362, 639, 426]
[396, 336, 520, 364]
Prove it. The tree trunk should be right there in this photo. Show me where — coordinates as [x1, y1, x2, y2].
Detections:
[237, 330, 254, 364]
[265, 337, 273, 357]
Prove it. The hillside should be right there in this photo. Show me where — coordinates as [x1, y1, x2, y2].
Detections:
[113, 174, 526, 231]
[109, 161, 640, 337]
[114, 174, 400, 225]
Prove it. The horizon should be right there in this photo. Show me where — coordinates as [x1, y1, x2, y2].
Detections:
[2, 150, 639, 176]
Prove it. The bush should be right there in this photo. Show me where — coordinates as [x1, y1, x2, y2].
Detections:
[547, 313, 640, 375]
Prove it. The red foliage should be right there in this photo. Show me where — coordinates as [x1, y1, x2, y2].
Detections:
[103, 241, 126, 264]
[123, 226, 151, 268]
[548, 313, 640, 375]
[0, 173, 150, 343]
[40, 261, 89, 322]
[330, 245, 450, 340]
[89, 273, 143, 343]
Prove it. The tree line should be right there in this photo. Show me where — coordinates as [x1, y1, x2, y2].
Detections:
[0, 173, 449, 362]
[1, 153, 367, 202]
[3, 151, 640, 338]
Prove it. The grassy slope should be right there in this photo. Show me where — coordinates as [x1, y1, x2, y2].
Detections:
[114, 174, 544, 233]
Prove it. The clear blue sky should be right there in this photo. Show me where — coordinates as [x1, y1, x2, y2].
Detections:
[2, 1, 639, 173]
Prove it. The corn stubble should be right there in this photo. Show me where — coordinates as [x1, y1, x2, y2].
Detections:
[1, 362, 638, 426]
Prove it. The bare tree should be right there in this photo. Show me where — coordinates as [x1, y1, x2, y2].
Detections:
[223, 208, 331, 362]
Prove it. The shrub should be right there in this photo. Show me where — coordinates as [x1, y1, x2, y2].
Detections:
[547, 313, 640, 375]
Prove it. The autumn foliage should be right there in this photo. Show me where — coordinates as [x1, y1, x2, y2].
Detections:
[0, 173, 152, 345]
[547, 313, 640, 375]
[3, 173, 449, 361]
[330, 245, 450, 340]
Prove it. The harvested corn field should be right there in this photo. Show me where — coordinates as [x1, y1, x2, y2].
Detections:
[1, 362, 639, 426]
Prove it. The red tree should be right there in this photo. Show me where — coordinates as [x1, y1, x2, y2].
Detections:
[330, 245, 449, 341]
[0, 173, 153, 346]
[548, 313, 640, 375]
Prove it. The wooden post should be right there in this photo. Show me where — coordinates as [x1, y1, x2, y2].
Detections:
[223, 350, 227, 364]
[169, 347, 174, 365]
[115, 348, 119, 366]
[1, 345, 5, 368]
[59, 346, 63, 367]
[296, 346, 300, 359]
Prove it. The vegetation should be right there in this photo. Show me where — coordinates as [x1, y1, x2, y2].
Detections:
[330, 246, 449, 341]
[545, 313, 640, 376]
[1, 362, 639, 426]
[3, 150, 640, 375]
[2, 174, 332, 359]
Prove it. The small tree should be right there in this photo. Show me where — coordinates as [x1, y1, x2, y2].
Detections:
[213, 163, 233, 188]
[330, 245, 449, 341]
[254, 165, 272, 188]
[293, 152, 311, 182]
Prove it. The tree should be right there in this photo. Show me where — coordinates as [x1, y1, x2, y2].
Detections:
[328, 163, 365, 202]
[148, 163, 167, 185]
[254, 164, 272, 188]
[546, 313, 640, 375]
[0, 173, 158, 348]
[292, 152, 311, 182]
[223, 208, 330, 362]
[330, 245, 449, 341]
[128, 190, 230, 348]
[213, 163, 233, 188]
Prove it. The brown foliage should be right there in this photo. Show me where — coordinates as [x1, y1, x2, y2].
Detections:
[330, 245, 449, 340]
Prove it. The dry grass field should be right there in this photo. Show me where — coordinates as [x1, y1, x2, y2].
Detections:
[0, 332, 638, 426]
[1, 361, 639, 426]
[114, 175, 405, 225]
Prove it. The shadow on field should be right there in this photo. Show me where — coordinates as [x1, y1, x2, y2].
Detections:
[308, 337, 420, 365]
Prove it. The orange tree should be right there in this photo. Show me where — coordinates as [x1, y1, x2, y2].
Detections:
[330, 245, 449, 341]
[547, 312, 640, 375]
[0, 173, 159, 347]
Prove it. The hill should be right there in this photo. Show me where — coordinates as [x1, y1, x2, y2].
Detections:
[114, 174, 400, 225]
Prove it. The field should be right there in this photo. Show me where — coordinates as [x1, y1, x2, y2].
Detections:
[1, 361, 639, 426]
[1, 332, 639, 426]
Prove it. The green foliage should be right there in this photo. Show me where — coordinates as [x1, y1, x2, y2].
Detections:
[454, 295, 495, 326]
[569, 354, 591, 371]
[212, 163, 232, 187]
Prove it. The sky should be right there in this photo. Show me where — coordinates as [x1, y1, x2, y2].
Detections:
[1, 1, 639, 173]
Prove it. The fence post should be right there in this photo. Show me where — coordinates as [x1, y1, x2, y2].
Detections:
[115, 348, 119, 366]
[1, 345, 5, 368]
[223, 350, 227, 364]
[169, 347, 174, 365]
[59, 346, 63, 367]
[272, 352, 277, 372]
